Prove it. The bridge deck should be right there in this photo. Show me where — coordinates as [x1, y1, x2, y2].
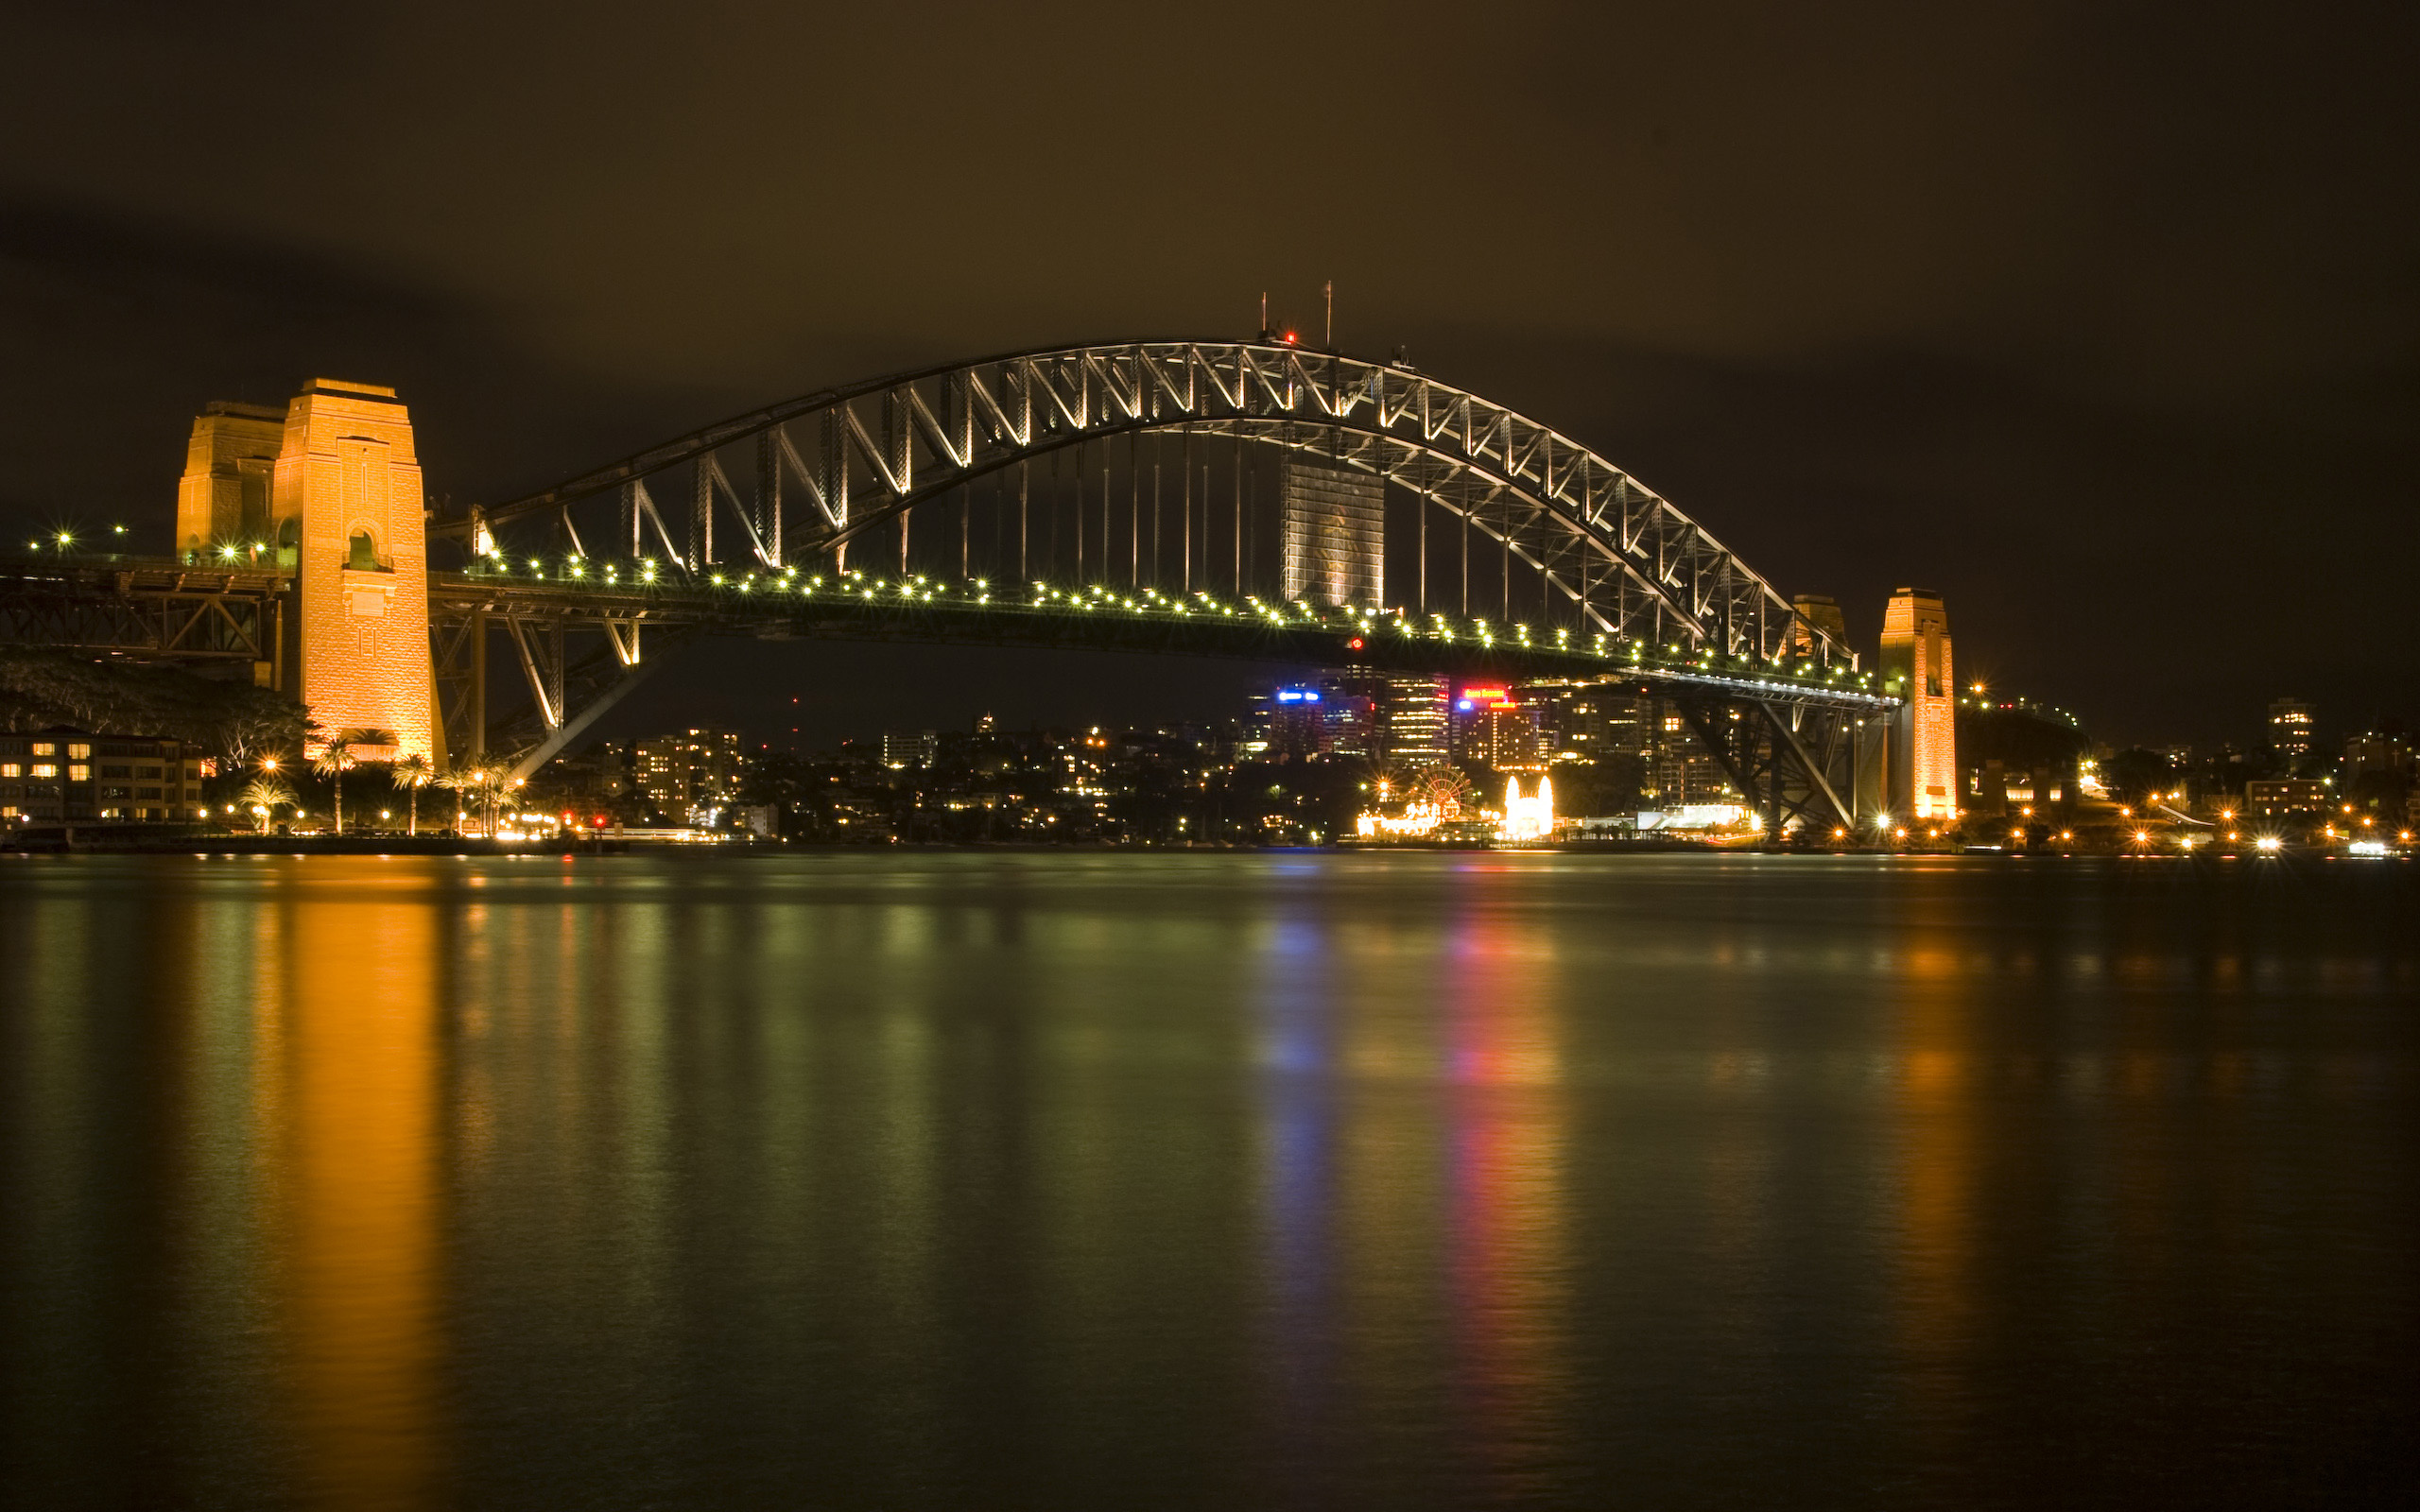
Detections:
[429, 565, 1896, 711]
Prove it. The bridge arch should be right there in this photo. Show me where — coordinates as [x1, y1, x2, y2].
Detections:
[446, 341, 1852, 673]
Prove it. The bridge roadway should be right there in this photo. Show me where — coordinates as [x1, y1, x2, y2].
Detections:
[432, 558, 1895, 704]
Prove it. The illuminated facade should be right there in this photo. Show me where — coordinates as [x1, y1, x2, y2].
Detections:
[1879, 587, 1957, 820]
[1278, 459, 1384, 608]
[176, 402, 287, 560]
[178, 380, 436, 762]
[284, 382, 435, 763]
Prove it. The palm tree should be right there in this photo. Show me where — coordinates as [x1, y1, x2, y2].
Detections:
[312, 737, 358, 834]
[391, 754, 435, 835]
[239, 777, 296, 835]
[436, 760, 506, 836]
[476, 760, 515, 836]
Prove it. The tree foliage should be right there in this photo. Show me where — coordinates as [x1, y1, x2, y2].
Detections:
[0, 648, 309, 763]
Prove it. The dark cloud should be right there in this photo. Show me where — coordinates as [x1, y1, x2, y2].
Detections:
[2, 1, 2412, 747]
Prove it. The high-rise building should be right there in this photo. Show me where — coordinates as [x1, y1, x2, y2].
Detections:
[636, 728, 745, 818]
[882, 729, 938, 768]
[1449, 686, 1542, 769]
[1380, 674, 1450, 763]
[1247, 685, 1327, 759]
[2268, 699, 2314, 761]
[1278, 459, 1384, 608]
[1879, 587, 1957, 820]
[1317, 689, 1380, 758]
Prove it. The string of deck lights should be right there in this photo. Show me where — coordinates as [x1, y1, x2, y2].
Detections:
[460, 551, 1888, 693]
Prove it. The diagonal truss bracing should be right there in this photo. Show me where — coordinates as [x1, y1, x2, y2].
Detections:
[443, 342, 1853, 672]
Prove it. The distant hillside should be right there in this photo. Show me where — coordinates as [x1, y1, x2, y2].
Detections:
[0, 648, 309, 763]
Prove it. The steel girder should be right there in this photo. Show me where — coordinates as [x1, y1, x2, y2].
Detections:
[1671, 692, 1866, 833]
[441, 341, 1855, 673]
[0, 556, 283, 666]
[427, 578, 679, 780]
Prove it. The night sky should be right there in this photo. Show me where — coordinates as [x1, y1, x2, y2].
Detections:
[2, 3, 2411, 750]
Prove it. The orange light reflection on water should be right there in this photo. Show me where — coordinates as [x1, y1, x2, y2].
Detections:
[255, 864, 444, 1510]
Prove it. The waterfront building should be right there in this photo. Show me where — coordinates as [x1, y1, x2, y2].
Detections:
[0, 729, 208, 823]
[2244, 777, 2327, 818]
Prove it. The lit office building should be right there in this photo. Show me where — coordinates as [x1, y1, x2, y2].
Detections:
[1381, 674, 1450, 763]
[1452, 685, 1543, 769]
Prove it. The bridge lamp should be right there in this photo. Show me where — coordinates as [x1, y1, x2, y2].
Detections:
[55, 531, 73, 549]
[219, 544, 240, 560]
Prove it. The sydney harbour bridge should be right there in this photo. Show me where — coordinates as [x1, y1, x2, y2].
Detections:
[1, 339, 1901, 832]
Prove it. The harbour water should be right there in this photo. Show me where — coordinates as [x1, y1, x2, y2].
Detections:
[2, 851, 2413, 1508]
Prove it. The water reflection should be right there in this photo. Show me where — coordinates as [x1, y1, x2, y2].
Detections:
[263, 871, 444, 1509]
[1441, 904, 1568, 1492]
[0, 851, 2411, 1509]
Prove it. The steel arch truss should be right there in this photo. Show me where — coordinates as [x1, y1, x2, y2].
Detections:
[446, 342, 1854, 672]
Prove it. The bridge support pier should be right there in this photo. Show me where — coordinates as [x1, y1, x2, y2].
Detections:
[1678, 695, 1860, 837]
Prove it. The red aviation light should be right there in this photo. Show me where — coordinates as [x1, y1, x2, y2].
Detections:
[1347, 637, 1365, 651]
